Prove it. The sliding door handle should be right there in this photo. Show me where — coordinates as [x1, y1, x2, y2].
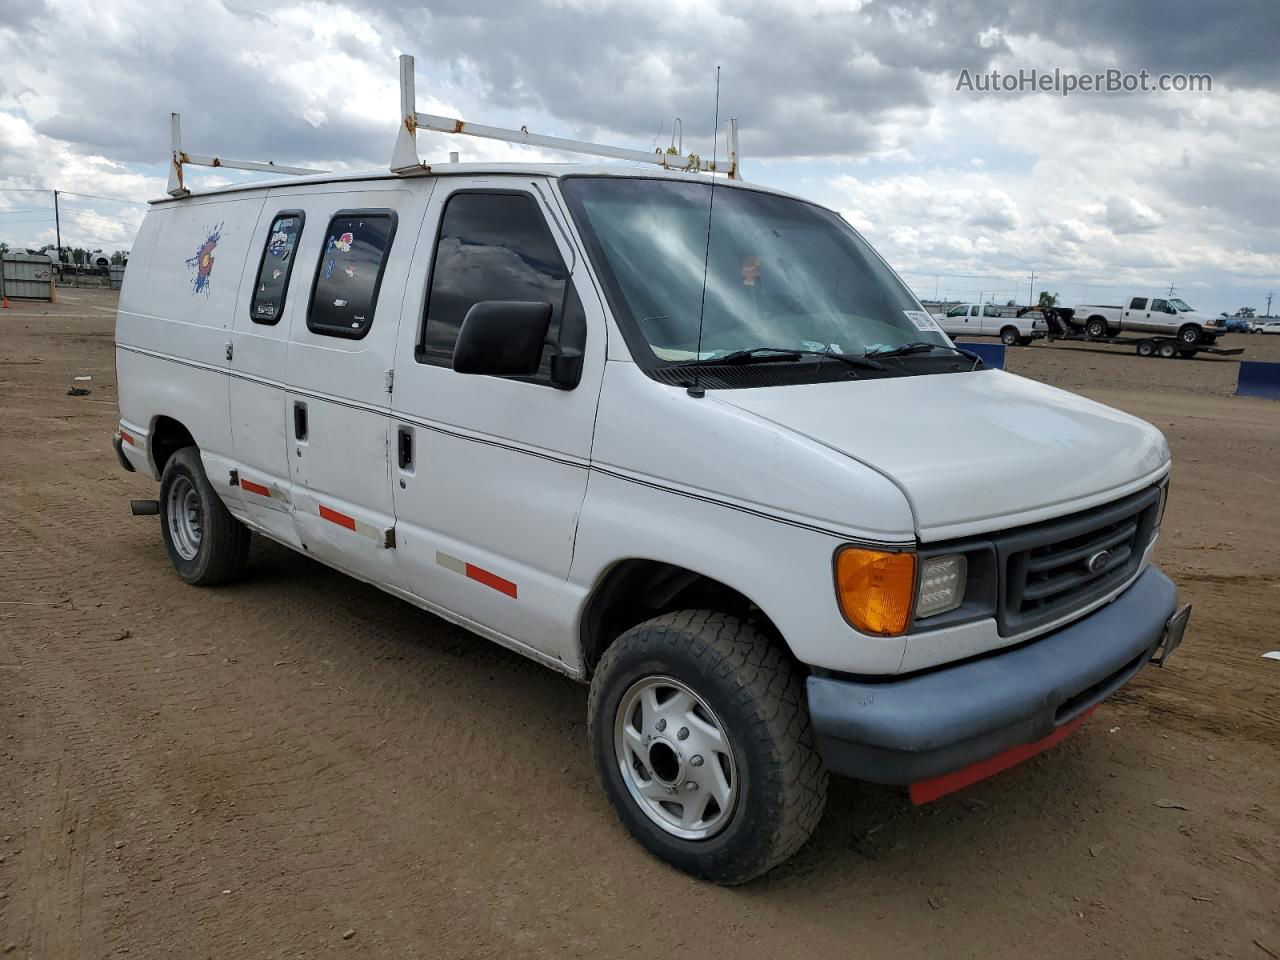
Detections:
[293, 401, 308, 441]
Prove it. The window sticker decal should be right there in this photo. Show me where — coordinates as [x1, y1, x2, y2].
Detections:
[333, 232, 354, 253]
[904, 310, 940, 332]
[185, 223, 223, 296]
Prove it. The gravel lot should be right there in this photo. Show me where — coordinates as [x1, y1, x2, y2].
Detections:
[1, 289, 1277, 959]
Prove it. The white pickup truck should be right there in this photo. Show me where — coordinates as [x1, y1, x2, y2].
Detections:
[932, 303, 1043, 346]
[1071, 295, 1219, 345]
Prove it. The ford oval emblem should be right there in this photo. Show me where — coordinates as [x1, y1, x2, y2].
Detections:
[1085, 550, 1112, 574]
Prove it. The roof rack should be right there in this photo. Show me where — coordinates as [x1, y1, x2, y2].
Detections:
[390, 55, 740, 180]
[166, 113, 329, 198]
[167, 54, 741, 197]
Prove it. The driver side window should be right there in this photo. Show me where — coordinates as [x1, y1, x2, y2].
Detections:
[418, 191, 585, 383]
[1151, 298, 1169, 313]
[947, 305, 968, 317]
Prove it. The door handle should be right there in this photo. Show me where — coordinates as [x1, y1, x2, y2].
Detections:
[293, 401, 308, 441]
[397, 425, 414, 470]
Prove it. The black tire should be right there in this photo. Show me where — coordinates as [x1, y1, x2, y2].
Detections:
[1157, 342, 1178, 359]
[159, 446, 250, 585]
[1085, 317, 1109, 339]
[1177, 324, 1202, 344]
[1136, 340, 1155, 357]
[1017, 336, 1034, 346]
[999, 326, 1019, 346]
[588, 610, 827, 885]
[1177, 349, 1196, 359]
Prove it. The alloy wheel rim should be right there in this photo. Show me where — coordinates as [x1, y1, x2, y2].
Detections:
[614, 675, 738, 841]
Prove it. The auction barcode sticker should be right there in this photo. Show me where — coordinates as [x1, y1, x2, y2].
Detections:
[904, 310, 940, 332]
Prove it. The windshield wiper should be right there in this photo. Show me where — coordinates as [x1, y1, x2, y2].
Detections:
[865, 341, 984, 366]
[676, 347, 883, 371]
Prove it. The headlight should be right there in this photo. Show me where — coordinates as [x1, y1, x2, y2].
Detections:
[834, 547, 916, 636]
[916, 554, 967, 618]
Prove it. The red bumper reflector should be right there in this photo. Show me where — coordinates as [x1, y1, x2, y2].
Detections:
[120, 431, 135, 446]
[909, 706, 1097, 805]
[240, 478, 270, 497]
[465, 563, 518, 598]
[318, 505, 357, 531]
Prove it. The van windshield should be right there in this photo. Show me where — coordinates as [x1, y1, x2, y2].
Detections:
[559, 177, 946, 367]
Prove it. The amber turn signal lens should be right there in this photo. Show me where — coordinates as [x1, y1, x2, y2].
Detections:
[834, 547, 917, 636]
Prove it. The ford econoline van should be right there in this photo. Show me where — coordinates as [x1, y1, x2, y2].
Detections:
[114, 113, 1188, 884]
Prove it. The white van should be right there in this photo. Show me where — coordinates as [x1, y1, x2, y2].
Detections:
[113, 82, 1188, 885]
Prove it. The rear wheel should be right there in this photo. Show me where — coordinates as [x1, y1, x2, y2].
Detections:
[159, 446, 250, 585]
[1085, 317, 1109, 339]
[1158, 342, 1178, 359]
[1136, 340, 1156, 357]
[999, 326, 1020, 346]
[588, 610, 827, 885]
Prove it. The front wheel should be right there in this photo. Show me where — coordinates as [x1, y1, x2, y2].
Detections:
[588, 611, 827, 885]
[1178, 324, 1202, 344]
[159, 447, 250, 585]
[999, 326, 1020, 346]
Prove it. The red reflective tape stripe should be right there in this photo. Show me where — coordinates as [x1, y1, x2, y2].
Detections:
[319, 505, 357, 531]
[465, 563, 517, 599]
[120, 431, 135, 446]
[240, 478, 270, 497]
[908, 706, 1096, 805]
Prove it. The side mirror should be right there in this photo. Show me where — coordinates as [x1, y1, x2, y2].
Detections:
[453, 300, 553, 378]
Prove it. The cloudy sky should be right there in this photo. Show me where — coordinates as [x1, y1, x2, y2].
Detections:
[2, 0, 1277, 314]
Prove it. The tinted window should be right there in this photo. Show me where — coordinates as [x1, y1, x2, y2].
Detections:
[307, 211, 397, 339]
[1150, 298, 1169, 313]
[983, 305, 1000, 317]
[1130, 297, 1148, 310]
[946, 305, 968, 317]
[419, 192, 574, 380]
[249, 211, 304, 324]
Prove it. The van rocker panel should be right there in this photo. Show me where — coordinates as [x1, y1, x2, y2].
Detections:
[806, 566, 1178, 785]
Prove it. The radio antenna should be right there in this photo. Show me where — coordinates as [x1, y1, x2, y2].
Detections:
[688, 66, 722, 399]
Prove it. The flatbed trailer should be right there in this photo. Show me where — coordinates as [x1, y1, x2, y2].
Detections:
[1018, 307, 1244, 360]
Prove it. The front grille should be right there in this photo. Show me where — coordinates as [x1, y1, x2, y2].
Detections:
[995, 486, 1161, 636]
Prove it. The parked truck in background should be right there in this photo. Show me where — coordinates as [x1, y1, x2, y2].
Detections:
[1070, 295, 1219, 344]
[931, 303, 1044, 345]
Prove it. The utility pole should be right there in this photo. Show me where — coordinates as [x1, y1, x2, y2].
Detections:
[1027, 269, 1036, 307]
[53, 189, 62, 265]
[1267, 291, 1274, 318]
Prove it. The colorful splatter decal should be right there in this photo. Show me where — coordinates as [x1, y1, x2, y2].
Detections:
[333, 232, 354, 253]
[267, 230, 289, 257]
[185, 224, 223, 295]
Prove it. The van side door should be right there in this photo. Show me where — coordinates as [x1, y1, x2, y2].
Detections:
[284, 187, 427, 588]
[227, 207, 307, 546]
[389, 178, 604, 664]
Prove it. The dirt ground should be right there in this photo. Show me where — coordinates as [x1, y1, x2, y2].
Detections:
[1, 289, 1277, 959]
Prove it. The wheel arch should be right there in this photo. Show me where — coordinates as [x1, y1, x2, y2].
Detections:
[578, 559, 791, 678]
[148, 415, 197, 477]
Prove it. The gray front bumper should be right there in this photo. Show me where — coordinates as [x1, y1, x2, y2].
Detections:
[807, 566, 1180, 785]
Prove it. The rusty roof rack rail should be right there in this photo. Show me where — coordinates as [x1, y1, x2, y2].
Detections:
[390, 54, 739, 180]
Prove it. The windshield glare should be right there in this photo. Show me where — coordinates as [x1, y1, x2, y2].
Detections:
[1169, 298, 1193, 312]
[560, 177, 947, 364]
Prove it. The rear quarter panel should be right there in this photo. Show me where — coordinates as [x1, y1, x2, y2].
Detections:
[116, 195, 266, 478]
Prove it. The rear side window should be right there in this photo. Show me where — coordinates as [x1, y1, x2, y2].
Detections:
[249, 211, 304, 324]
[983, 305, 1000, 316]
[418, 191, 575, 381]
[1130, 297, 1148, 310]
[307, 210, 397, 339]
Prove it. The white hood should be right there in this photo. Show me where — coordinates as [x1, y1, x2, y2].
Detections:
[715, 369, 1170, 541]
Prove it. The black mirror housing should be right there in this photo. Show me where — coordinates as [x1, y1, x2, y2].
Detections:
[453, 300, 553, 377]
